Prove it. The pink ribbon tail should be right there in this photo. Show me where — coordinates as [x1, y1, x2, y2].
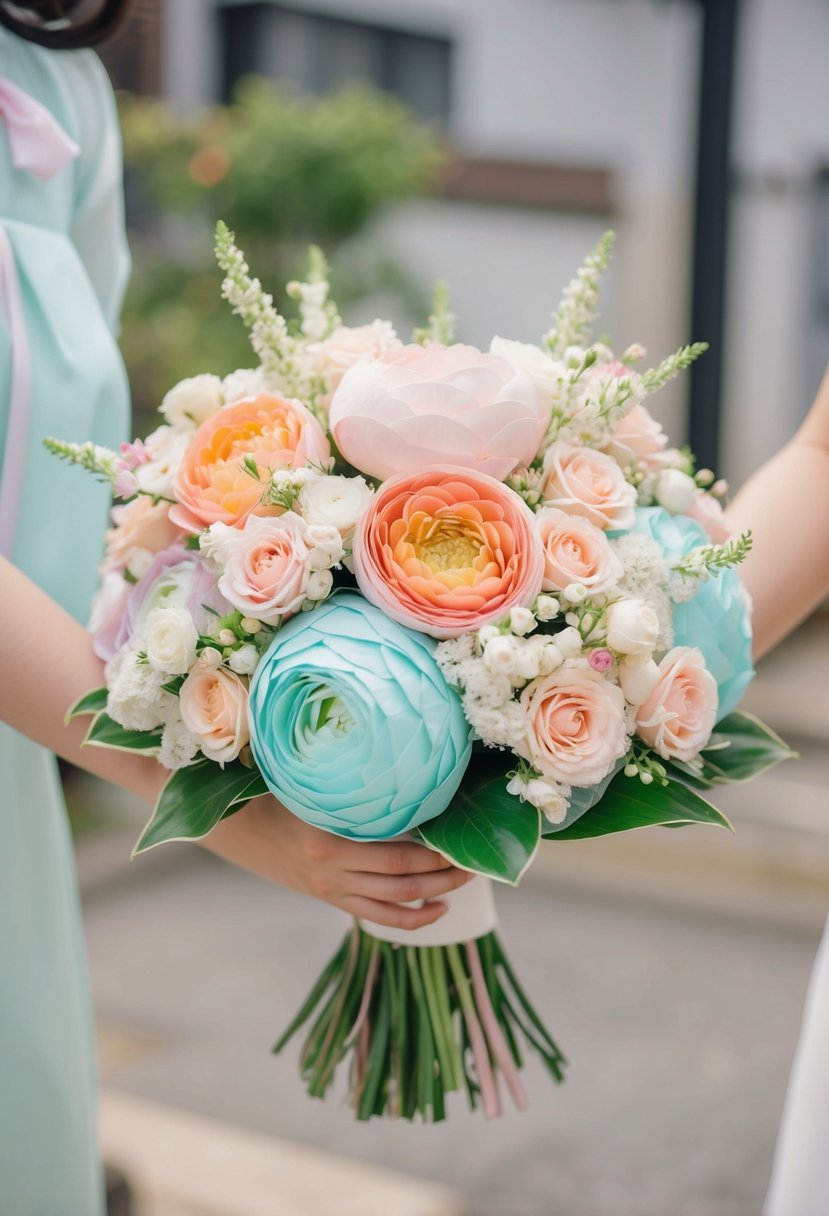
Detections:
[466, 940, 529, 1112]
[0, 76, 80, 180]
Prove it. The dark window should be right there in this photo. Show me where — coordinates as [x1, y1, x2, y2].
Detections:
[220, 3, 453, 125]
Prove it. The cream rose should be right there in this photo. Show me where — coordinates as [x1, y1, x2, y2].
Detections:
[517, 662, 629, 786]
[204, 512, 335, 627]
[489, 337, 559, 407]
[535, 506, 623, 594]
[542, 443, 636, 531]
[635, 646, 718, 761]
[144, 606, 199, 675]
[310, 320, 402, 404]
[298, 474, 374, 539]
[605, 598, 660, 656]
[160, 373, 224, 431]
[134, 426, 192, 499]
[179, 666, 250, 765]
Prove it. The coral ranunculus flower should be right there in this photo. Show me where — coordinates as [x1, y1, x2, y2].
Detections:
[353, 467, 545, 639]
[170, 394, 330, 532]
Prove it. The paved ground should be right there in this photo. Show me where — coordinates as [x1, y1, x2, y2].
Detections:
[76, 619, 829, 1216]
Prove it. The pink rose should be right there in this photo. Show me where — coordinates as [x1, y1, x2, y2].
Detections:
[204, 512, 335, 626]
[309, 320, 402, 408]
[635, 646, 718, 762]
[542, 443, 637, 531]
[517, 662, 629, 786]
[329, 342, 546, 481]
[179, 666, 250, 765]
[684, 490, 731, 544]
[103, 496, 182, 573]
[535, 507, 623, 593]
[604, 404, 670, 472]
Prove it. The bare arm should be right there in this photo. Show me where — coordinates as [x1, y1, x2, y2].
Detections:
[0, 556, 468, 927]
[725, 368, 829, 659]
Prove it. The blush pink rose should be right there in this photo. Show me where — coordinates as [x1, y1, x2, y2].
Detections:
[542, 442, 637, 531]
[329, 342, 546, 481]
[535, 507, 623, 593]
[103, 496, 182, 572]
[684, 490, 731, 544]
[205, 512, 332, 626]
[309, 320, 402, 408]
[517, 662, 629, 786]
[635, 646, 718, 762]
[179, 665, 250, 765]
[604, 404, 670, 472]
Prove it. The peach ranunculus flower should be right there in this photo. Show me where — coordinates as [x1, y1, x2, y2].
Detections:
[352, 467, 545, 639]
[170, 394, 330, 533]
[103, 495, 182, 574]
[684, 490, 731, 544]
[604, 403, 670, 472]
[517, 662, 629, 787]
[179, 664, 250, 765]
[541, 442, 637, 531]
[309, 320, 402, 409]
[329, 342, 546, 481]
[535, 507, 623, 594]
[635, 646, 718, 762]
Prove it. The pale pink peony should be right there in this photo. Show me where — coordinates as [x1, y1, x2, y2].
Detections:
[635, 646, 718, 762]
[329, 342, 546, 481]
[535, 507, 623, 594]
[684, 490, 731, 544]
[179, 665, 250, 765]
[604, 404, 670, 472]
[541, 442, 636, 531]
[517, 662, 628, 786]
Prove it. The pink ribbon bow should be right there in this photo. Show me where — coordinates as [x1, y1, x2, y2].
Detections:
[0, 75, 79, 180]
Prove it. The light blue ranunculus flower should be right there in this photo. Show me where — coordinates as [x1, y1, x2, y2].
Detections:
[248, 592, 473, 840]
[624, 506, 754, 720]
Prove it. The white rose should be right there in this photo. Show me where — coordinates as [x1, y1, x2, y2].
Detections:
[160, 374, 224, 431]
[305, 568, 334, 602]
[619, 657, 661, 705]
[222, 367, 268, 405]
[144, 606, 199, 675]
[298, 475, 375, 537]
[309, 321, 402, 400]
[553, 626, 583, 659]
[484, 635, 517, 674]
[134, 426, 191, 498]
[509, 606, 537, 636]
[305, 523, 346, 569]
[228, 643, 260, 676]
[605, 598, 659, 656]
[506, 773, 569, 823]
[655, 468, 697, 514]
[490, 337, 558, 407]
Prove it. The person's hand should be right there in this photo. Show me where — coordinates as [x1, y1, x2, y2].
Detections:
[201, 794, 473, 929]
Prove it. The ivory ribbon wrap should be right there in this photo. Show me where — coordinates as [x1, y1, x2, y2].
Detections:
[365, 874, 497, 947]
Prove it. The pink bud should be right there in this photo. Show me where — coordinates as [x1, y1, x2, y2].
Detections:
[119, 439, 150, 469]
[588, 648, 614, 673]
[113, 465, 140, 499]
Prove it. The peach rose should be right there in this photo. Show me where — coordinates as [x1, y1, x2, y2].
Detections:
[179, 665, 250, 765]
[535, 507, 622, 594]
[329, 342, 546, 481]
[517, 662, 629, 786]
[103, 496, 181, 573]
[684, 490, 731, 544]
[352, 467, 544, 639]
[635, 646, 718, 761]
[171, 394, 330, 532]
[604, 404, 669, 472]
[542, 442, 636, 531]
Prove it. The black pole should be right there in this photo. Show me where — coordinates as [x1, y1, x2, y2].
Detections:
[688, 0, 741, 472]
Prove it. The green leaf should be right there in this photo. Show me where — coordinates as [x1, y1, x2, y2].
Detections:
[84, 713, 163, 753]
[414, 757, 541, 885]
[134, 759, 269, 854]
[668, 710, 797, 789]
[545, 762, 624, 834]
[66, 687, 109, 721]
[544, 771, 732, 840]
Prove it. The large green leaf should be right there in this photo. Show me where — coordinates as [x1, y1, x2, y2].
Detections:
[544, 762, 624, 835]
[66, 687, 108, 722]
[134, 759, 269, 854]
[668, 710, 797, 789]
[544, 771, 732, 840]
[84, 713, 163, 754]
[414, 758, 541, 885]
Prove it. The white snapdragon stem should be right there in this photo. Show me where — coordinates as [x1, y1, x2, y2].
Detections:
[365, 874, 497, 947]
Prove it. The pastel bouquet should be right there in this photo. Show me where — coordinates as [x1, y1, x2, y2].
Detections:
[49, 227, 793, 1122]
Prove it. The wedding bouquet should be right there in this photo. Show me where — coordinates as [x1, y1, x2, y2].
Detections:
[49, 226, 793, 1122]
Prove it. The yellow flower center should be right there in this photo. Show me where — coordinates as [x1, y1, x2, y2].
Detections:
[409, 514, 482, 573]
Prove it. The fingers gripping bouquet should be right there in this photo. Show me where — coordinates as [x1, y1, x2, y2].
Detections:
[49, 227, 794, 1122]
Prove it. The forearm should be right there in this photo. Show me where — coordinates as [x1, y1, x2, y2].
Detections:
[0, 555, 166, 803]
[726, 429, 829, 660]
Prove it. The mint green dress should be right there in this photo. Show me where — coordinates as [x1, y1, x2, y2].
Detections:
[0, 30, 130, 1216]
